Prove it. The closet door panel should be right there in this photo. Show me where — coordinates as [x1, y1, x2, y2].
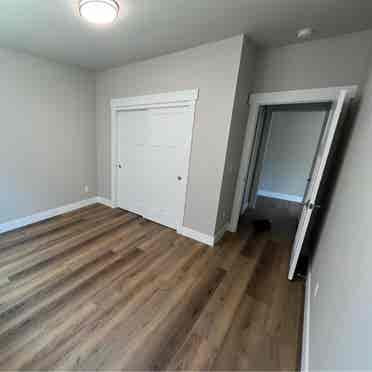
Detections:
[144, 107, 191, 229]
[117, 110, 148, 216]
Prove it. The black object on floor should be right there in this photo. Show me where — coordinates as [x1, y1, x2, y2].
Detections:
[252, 219, 272, 233]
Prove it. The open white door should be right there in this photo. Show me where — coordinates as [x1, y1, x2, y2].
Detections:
[288, 90, 350, 280]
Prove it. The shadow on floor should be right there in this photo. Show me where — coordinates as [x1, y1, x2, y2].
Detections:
[239, 196, 302, 242]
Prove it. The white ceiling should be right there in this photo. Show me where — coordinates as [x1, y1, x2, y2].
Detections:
[1, 0, 372, 71]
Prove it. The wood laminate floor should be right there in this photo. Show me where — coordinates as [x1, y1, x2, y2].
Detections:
[0, 204, 304, 371]
[242, 196, 303, 241]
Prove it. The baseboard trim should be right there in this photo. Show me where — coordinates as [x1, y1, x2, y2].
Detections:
[95, 197, 114, 208]
[258, 190, 303, 203]
[180, 227, 215, 246]
[0, 195, 229, 248]
[301, 269, 311, 371]
[180, 223, 231, 247]
[0, 197, 100, 234]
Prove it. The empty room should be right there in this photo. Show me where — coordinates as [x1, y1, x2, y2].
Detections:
[1, 1, 372, 371]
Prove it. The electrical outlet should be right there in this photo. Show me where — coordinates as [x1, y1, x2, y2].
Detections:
[84, 185, 89, 193]
[314, 282, 320, 298]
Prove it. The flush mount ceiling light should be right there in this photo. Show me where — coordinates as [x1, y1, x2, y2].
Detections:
[79, 0, 119, 24]
[297, 28, 313, 39]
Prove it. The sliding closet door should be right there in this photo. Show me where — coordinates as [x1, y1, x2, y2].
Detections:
[116, 105, 194, 230]
[144, 106, 193, 230]
[117, 109, 148, 216]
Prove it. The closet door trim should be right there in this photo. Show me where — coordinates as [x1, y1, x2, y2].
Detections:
[110, 89, 199, 233]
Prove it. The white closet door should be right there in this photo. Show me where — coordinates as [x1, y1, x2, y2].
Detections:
[117, 109, 148, 216]
[143, 106, 193, 230]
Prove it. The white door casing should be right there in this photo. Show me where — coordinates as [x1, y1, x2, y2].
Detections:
[229, 86, 357, 280]
[247, 108, 273, 209]
[111, 89, 198, 233]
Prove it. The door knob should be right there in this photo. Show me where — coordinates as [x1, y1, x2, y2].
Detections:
[300, 200, 320, 210]
[117, 163, 122, 169]
[177, 176, 182, 181]
[308, 202, 321, 210]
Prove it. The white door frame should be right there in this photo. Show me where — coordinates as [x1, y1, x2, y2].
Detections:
[110, 89, 199, 233]
[230, 86, 358, 233]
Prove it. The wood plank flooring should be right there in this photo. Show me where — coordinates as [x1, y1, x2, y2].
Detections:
[243, 196, 302, 241]
[0, 204, 305, 371]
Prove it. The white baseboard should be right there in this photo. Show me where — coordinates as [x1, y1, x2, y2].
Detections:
[180, 227, 215, 246]
[180, 223, 230, 247]
[0, 195, 226, 250]
[258, 189, 303, 203]
[0, 197, 101, 235]
[95, 197, 114, 208]
[301, 269, 311, 372]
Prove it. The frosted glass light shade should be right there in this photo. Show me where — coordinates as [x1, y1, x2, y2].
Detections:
[79, 0, 119, 24]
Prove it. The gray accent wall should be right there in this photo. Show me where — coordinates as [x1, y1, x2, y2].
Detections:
[0, 48, 96, 224]
[216, 30, 372, 235]
[258, 109, 327, 199]
[215, 36, 257, 233]
[96, 35, 249, 236]
[254, 29, 372, 93]
[308, 54, 372, 371]
[250, 29, 372, 370]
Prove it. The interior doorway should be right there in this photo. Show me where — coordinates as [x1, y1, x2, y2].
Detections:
[240, 103, 331, 240]
[230, 87, 357, 280]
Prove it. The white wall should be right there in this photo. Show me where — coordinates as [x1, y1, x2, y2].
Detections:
[0, 48, 96, 224]
[258, 109, 327, 200]
[96, 35, 249, 237]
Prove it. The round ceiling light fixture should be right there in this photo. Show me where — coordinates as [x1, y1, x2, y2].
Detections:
[297, 28, 313, 39]
[79, 0, 119, 24]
